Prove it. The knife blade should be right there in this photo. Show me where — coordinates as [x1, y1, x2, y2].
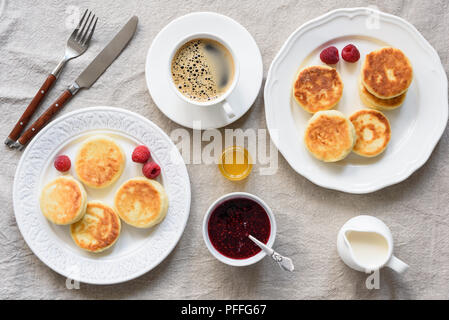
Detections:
[75, 16, 138, 89]
[13, 16, 138, 150]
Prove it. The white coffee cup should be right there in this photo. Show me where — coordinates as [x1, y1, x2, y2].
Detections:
[168, 33, 239, 119]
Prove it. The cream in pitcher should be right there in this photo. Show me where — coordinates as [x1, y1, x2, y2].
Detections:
[337, 215, 408, 273]
[345, 231, 389, 269]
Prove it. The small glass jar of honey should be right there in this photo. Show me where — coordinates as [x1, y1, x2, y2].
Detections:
[218, 146, 253, 181]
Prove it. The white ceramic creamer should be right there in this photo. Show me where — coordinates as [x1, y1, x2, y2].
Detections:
[337, 215, 408, 273]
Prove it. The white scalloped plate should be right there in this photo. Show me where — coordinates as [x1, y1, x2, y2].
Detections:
[264, 7, 448, 194]
[13, 107, 191, 284]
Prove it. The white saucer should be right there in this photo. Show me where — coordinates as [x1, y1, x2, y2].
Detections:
[145, 12, 263, 129]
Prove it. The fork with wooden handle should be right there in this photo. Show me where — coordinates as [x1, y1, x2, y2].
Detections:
[10, 16, 138, 151]
[5, 9, 97, 147]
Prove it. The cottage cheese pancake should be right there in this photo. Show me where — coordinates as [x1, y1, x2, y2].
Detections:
[362, 47, 413, 99]
[70, 201, 121, 253]
[304, 110, 356, 162]
[350, 109, 391, 157]
[114, 177, 168, 228]
[40, 176, 87, 225]
[75, 136, 125, 189]
[359, 80, 406, 110]
[293, 65, 343, 113]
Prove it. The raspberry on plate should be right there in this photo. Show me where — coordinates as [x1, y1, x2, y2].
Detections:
[320, 46, 339, 64]
[132, 145, 151, 163]
[54, 155, 71, 172]
[143, 161, 161, 179]
[342, 44, 360, 63]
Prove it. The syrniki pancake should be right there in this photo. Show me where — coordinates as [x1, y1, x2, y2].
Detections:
[114, 177, 168, 228]
[40, 176, 87, 225]
[359, 80, 406, 110]
[304, 110, 356, 162]
[75, 135, 125, 189]
[293, 65, 344, 113]
[70, 201, 121, 253]
[350, 109, 391, 157]
[361, 47, 413, 99]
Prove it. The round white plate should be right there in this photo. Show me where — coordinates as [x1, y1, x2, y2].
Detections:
[264, 7, 448, 194]
[13, 107, 191, 284]
[145, 12, 263, 129]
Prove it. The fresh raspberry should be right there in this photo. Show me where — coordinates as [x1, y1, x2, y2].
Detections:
[54, 155, 71, 172]
[142, 161, 161, 179]
[320, 46, 339, 64]
[342, 44, 360, 63]
[132, 145, 151, 163]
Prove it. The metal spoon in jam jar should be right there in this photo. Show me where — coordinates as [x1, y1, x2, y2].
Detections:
[249, 235, 295, 272]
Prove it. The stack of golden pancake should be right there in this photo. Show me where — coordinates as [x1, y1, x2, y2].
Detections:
[359, 47, 413, 110]
[295, 47, 413, 162]
[40, 135, 169, 253]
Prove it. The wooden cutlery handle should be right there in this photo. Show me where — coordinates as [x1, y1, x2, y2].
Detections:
[18, 90, 72, 146]
[7, 74, 56, 141]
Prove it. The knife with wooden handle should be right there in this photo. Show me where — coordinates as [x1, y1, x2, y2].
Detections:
[15, 89, 73, 146]
[12, 16, 138, 150]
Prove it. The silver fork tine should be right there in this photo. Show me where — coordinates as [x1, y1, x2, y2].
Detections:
[80, 14, 95, 44]
[55, 9, 96, 76]
[76, 11, 91, 41]
[83, 17, 98, 46]
[77, 9, 88, 29]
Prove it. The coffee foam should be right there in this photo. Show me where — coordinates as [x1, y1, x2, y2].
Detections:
[171, 38, 234, 102]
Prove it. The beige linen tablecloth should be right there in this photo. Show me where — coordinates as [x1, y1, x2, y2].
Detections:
[1, 0, 448, 299]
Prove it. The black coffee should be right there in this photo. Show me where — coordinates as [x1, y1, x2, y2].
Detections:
[171, 38, 235, 102]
